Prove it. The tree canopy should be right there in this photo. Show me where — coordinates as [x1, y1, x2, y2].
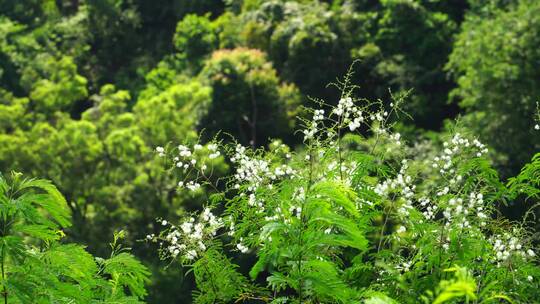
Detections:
[1, 0, 539, 302]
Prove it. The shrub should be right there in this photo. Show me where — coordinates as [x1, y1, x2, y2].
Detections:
[150, 74, 540, 303]
[0, 172, 150, 303]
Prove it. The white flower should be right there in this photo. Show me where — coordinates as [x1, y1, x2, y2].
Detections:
[528, 275, 533, 282]
[186, 181, 201, 191]
[236, 241, 249, 253]
[527, 249, 536, 257]
[397, 226, 406, 233]
[185, 250, 197, 260]
[178, 145, 192, 157]
[535, 124, 540, 130]
[180, 222, 192, 233]
[156, 146, 165, 157]
[248, 193, 257, 207]
[161, 220, 168, 226]
[396, 261, 412, 273]
[313, 109, 325, 121]
[198, 241, 206, 251]
[348, 120, 360, 131]
[390, 133, 401, 145]
[209, 151, 221, 159]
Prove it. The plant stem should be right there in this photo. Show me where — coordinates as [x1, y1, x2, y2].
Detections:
[377, 193, 396, 253]
[298, 148, 315, 303]
[201, 256, 218, 304]
[337, 125, 343, 182]
[377, 207, 389, 253]
[1, 245, 7, 304]
[437, 222, 447, 281]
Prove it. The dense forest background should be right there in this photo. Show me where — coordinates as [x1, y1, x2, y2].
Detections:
[1, 0, 539, 302]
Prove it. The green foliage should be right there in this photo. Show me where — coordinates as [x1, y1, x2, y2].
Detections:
[192, 248, 255, 304]
[371, 0, 459, 127]
[508, 153, 540, 199]
[29, 56, 88, 113]
[134, 80, 211, 146]
[2, 1, 540, 302]
[200, 48, 301, 146]
[0, 172, 150, 303]
[236, 0, 464, 128]
[448, 0, 540, 174]
[152, 79, 540, 303]
[422, 266, 477, 304]
[173, 14, 217, 69]
[241, 1, 344, 97]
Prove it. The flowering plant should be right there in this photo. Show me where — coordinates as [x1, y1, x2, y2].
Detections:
[149, 73, 540, 303]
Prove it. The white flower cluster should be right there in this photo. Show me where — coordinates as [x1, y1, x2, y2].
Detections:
[313, 109, 325, 121]
[177, 180, 201, 191]
[263, 206, 282, 222]
[248, 193, 265, 213]
[332, 97, 354, 117]
[374, 163, 412, 196]
[174, 144, 197, 170]
[436, 186, 450, 197]
[431, 133, 488, 177]
[178, 144, 193, 157]
[154, 208, 223, 262]
[260, 188, 305, 225]
[303, 97, 391, 139]
[374, 161, 415, 219]
[442, 192, 488, 228]
[390, 133, 401, 146]
[171, 143, 220, 192]
[207, 143, 221, 159]
[331, 97, 367, 132]
[156, 146, 165, 157]
[369, 112, 386, 123]
[292, 187, 306, 202]
[395, 260, 413, 273]
[232, 145, 270, 191]
[303, 109, 325, 140]
[231, 144, 294, 192]
[419, 197, 437, 220]
[490, 232, 536, 266]
[236, 238, 249, 253]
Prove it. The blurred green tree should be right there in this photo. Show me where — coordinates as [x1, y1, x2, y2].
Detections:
[200, 48, 301, 146]
[448, 0, 540, 175]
